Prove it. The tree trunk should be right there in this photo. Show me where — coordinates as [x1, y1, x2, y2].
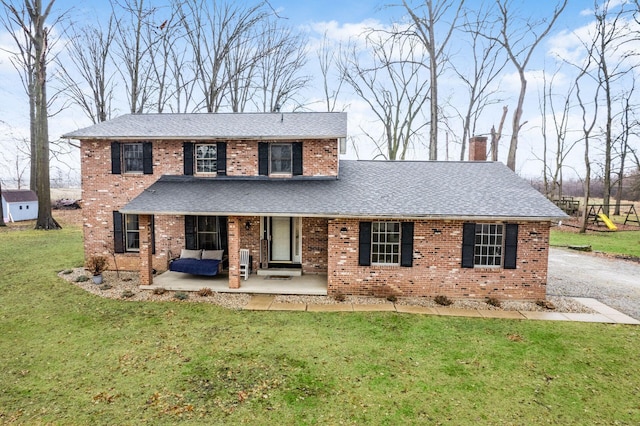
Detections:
[0, 181, 6, 227]
[32, 1, 60, 230]
[507, 71, 526, 171]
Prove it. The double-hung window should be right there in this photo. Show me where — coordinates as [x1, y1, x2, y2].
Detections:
[371, 221, 401, 265]
[123, 144, 144, 173]
[270, 143, 292, 175]
[258, 142, 303, 176]
[113, 212, 155, 254]
[474, 224, 503, 267]
[111, 142, 153, 175]
[196, 144, 217, 174]
[359, 221, 413, 267]
[125, 214, 140, 252]
[462, 222, 518, 269]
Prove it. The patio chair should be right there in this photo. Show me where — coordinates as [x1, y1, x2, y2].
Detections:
[239, 249, 250, 280]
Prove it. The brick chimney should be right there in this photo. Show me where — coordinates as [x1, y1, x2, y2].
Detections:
[468, 136, 487, 161]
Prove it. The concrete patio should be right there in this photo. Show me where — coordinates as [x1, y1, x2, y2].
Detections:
[142, 270, 328, 295]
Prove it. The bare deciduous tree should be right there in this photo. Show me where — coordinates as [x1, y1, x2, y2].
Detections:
[402, 0, 464, 160]
[177, 0, 269, 112]
[1, 0, 63, 229]
[57, 17, 116, 123]
[317, 31, 345, 113]
[339, 28, 430, 160]
[254, 21, 310, 112]
[451, 3, 507, 160]
[493, 0, 568, 171]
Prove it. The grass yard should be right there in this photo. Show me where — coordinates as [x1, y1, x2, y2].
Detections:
[2, 222, 640, 424]
[550, 228, 640, 258]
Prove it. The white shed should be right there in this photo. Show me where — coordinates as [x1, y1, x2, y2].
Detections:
[1, 190, 38, 222]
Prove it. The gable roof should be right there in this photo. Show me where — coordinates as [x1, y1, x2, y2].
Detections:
[62, 112, 347, 141]
[1, 190, 38, 203]
[120, 160, 567, 220]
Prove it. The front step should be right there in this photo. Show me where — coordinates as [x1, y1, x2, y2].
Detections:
[257, 268, 302, 277]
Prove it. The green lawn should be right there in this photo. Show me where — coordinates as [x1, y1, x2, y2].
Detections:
[2, 224, 640, 424]
[550, 228, 640, 258]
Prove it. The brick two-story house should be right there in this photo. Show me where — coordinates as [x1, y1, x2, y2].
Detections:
[63, 112, 566, 300]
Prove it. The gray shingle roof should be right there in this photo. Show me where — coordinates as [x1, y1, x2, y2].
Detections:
[62, 112, 347, 140]
[120, 160, 567, 220]
[2, 190, 38, 203]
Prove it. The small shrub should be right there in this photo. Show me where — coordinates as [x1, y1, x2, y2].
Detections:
[98, 284, 112, 290]
[386, 295, 398, 303]
[333, 292, 346, 302]
[174, 292, 189, 301]
[121, 290, 135, 299]
[86, 255, 108, 276]
[62, 269, 73, 275]
[197, 288, 214, 297]
[486, 297, 502, 308]
[434, 295, 453, 306]
[75, 275, 90, 283]
[153, 287, 167, 295]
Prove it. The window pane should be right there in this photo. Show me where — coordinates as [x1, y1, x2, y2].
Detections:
[371, 221, 401, 265]
[473, 223, 504, 267]
[124, 214, 140, 251]
[270, 144, 292, 174]
[123, 144, 143, 172]
[196, 144, 217, 173]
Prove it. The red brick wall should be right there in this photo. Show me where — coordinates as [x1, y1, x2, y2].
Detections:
[80, 138, 339, 271]
[302, 217, 329, 273]
[327, 219, 550, 301]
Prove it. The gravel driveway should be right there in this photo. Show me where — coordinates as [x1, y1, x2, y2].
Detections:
[548, 247, 640, 320]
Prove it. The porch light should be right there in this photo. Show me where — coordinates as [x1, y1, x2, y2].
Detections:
[245, 221, 252, 230]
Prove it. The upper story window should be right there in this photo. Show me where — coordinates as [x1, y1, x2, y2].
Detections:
[183, 142, 226, 176]
[270, 143, 292, 174]
[111, 142, 153, 175]
[123, 144, 144, 173]
[196, 144, 217, 174]
[258, 142, 302, 177]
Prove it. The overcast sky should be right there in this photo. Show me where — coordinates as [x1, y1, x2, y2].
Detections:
[0, 0, 634, 187]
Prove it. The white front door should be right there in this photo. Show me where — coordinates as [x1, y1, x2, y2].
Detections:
[271, 217, 291, 261]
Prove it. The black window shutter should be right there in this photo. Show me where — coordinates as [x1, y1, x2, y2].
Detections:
[143, 142, 153, 174]
[111, 142, 121, 174]
[504, 224, 519, 269]
[183, 142, 194, 175]
[461, 222, 476, 268]
[400, 222, 414, 267]
[292, 142, 303, 176]
[113, 211, 124, 253]
[358, 221, 372, 266]
[219, 216, 228, 254]
[258, 142, 269, 176]
[185, 216, 197, 250]
[217, 142, 227, 176]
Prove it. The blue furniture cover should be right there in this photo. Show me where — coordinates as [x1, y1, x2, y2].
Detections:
[169, 258, 220, 276]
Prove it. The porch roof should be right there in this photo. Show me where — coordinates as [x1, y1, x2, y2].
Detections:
[119, 160, 567, 221]
[62, 112, 347, 140]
